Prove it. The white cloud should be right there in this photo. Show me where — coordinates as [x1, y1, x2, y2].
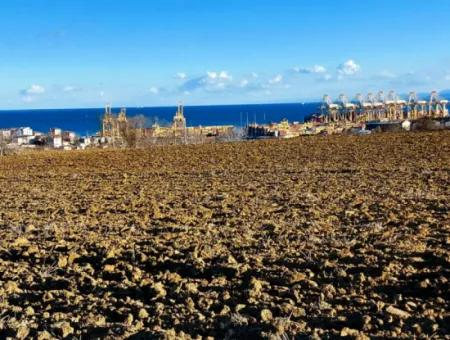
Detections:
[19, 84, 46, 103]
[219, 71, 232, 80]
[337, 59, 361, 76]
[99, 91, 105, 98]
[239, 79, 249, 87]
[206, 71, 217, 79]
[62, 85, 81, 93]
[312, 65, 327, 74]
[21, 95, 34, 103]
[268, 74, 283, 84]
[206, 71, 232, 81]
[251, 72, 259, 78]
[21, 84, 45, 95]
[445, 74, 450, 81]
[293, 65, 327, 74]
[175, 72, 187, 80]
[180, 70, 233, 92]
[149, 86, 160, 94]
[323, 74, 332, 81]
[377, 70, 397, 79]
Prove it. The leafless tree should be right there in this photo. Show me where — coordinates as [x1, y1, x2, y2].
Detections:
[131, 114, 147, 129]
[119, 114, 148, 148]
[0, 134, 11, 156]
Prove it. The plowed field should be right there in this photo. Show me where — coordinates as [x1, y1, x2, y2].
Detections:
[0, 131, 449, 339]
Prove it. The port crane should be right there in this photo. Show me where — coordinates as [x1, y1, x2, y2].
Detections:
[320, 90, 448, 123]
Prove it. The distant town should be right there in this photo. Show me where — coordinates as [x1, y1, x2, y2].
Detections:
[1, 90, 449, 154]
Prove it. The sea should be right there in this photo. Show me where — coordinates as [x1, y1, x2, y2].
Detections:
[0, 102, 320, 136]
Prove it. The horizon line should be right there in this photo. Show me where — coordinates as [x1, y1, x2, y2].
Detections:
[0, 100, 321, 112]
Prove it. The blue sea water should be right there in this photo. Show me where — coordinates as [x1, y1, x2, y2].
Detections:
[0, 103, 319, 136]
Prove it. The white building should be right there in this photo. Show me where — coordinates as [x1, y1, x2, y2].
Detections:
[15, 127, 33, 137]
[0, 129, 12, 140]
[62, 131, 76, 142]
[12, 136, 26, 146]
[52, 136, 63, 148]
[12, 135, 35, 146]
[49, 128, 62, 137]
[81, 137, 91, 146]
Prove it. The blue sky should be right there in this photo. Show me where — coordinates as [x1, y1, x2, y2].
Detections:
[1, 0, 450, 109]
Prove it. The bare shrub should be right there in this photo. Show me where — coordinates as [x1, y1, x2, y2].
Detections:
[119, 115, 147, 148]
[412, 117, 441, 131]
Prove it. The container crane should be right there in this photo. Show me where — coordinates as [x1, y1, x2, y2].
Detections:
[338, 94, 356, 121]
[374, 91, 385, 120]
[321, 94, 339, 122]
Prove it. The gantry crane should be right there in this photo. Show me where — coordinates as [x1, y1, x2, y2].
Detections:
[321, 94, 339, 122]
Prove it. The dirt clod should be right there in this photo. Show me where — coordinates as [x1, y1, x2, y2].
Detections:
[0, 131, 448, 338]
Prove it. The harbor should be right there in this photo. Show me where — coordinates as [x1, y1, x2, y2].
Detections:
[0, 90, 449, 153]
[244, 90, 450, 139]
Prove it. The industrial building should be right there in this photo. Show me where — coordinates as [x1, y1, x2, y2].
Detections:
[320, 91, 448, 123]
[102, 105, 128, 139]
[101, 103, 236, 145]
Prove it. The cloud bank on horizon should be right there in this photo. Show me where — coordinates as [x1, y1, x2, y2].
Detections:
[1, 0, 450, 109]
[18, 58, 449, 108]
